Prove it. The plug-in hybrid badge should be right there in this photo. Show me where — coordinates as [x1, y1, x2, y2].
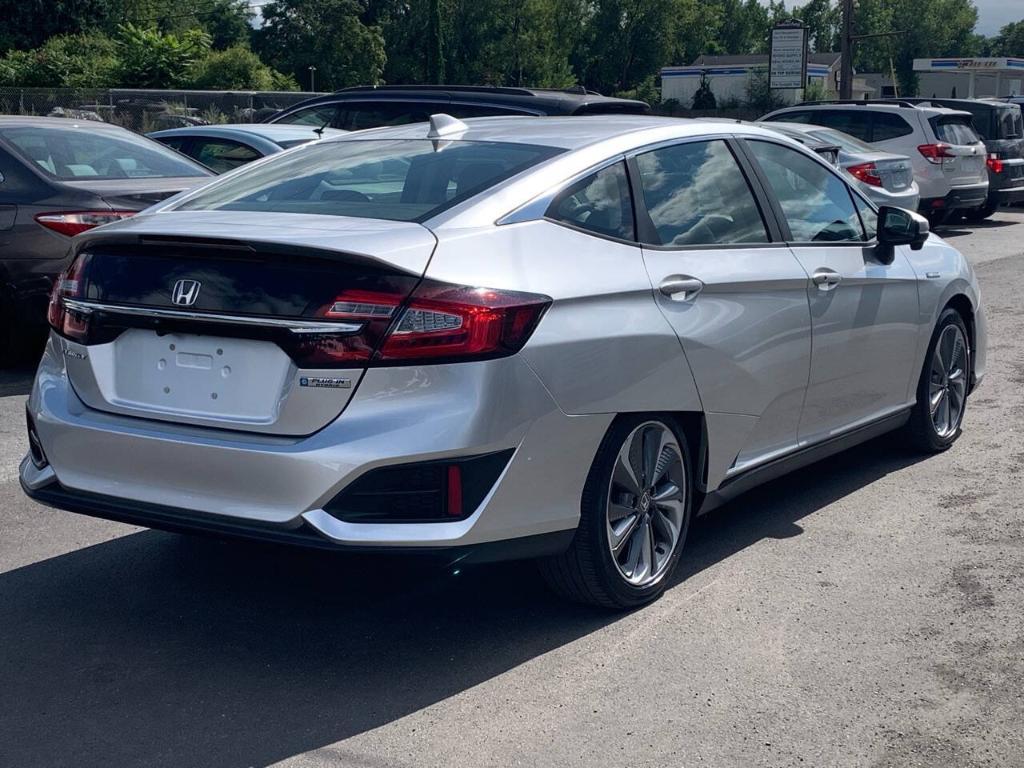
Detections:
[171, 279, 202, 307]
[300, 376, 352, 389]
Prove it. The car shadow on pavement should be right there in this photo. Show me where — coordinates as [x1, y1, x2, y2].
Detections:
[0, 364, 36, 397]
[0, 436, 924, 768]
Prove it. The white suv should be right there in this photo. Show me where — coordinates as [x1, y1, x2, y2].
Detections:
[762, 101, 988, 223]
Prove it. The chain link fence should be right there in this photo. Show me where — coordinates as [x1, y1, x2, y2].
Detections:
[0, 88, 323, 131]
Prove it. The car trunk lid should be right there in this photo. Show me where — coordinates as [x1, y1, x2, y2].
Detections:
[61, 177, 209, 211]
[59, 211, 436, 436]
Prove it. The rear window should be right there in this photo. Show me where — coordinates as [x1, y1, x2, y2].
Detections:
[174, 139, 561, 222]
[931, 116, 980, 145]
[0, 126, 207, 180]
[996, 106, 1023, 139]
[871, 112, 914, 141]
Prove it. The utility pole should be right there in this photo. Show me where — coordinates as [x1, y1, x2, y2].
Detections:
[840, 0, 854, 99]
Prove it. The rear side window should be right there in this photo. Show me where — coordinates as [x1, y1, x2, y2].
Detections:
[335, 101, 449, 130]
[747, 140, 864, 243]
[275, 104, 338, 128]
[811, 111, 873, 142]
[634, 139, 769, 246]
[763, 111, 814, 124]
[931, 116, 980, 145]
[175, 139, 562, 222]
[191, 139, 262, 173]
[547, 162, 634, 241]
[871, 112, 914, 141]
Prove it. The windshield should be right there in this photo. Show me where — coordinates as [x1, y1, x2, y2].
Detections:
[174, 139, 562, 222]
[0, 126, 208, 180]
[807, 128, 875, 154]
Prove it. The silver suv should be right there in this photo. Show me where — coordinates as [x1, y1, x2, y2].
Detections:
[762, 101, 988, 224]
[23, 116, 987, 608]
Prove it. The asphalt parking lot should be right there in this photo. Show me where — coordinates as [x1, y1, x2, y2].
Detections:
[2, 212, 1023, 768]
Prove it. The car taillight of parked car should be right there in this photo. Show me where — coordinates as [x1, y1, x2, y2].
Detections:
[296, 280, 551, 367]
[917, 143, 956, 164]
[986, 154, 1004, 174]
[35, 211, 136, 237]
[47, 254, 91, 342]
[847, 161, 884, 187]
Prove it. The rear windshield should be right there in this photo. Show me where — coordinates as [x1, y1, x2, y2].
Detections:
[996, 106, 1024, 139]
[0, 126, 208, 180]
[931, 116, 980, 145]
[174, 139, 561, 221]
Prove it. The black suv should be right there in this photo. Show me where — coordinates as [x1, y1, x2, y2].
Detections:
[898, 98, 1024, 220]
[266, 85, 649, 131]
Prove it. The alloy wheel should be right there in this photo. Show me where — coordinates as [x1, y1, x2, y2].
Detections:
[929, 324, 968, 438]
[606, 421, 686, 587]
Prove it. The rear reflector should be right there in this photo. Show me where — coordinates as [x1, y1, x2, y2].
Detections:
[987, 154, 1004, 174]
[324, 450, 514, 523]
[35, 210, 136, 237]
[847, 161, 883, 187]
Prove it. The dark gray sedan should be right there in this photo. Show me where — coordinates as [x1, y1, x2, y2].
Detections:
[148, 124, 345, 174]
[0, 117, 212, 362]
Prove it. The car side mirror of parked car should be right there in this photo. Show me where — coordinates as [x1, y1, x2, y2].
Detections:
[877, 206, 930, 253]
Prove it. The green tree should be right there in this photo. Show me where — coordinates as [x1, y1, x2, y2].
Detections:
[0, 0, 113, 54]
[187, 45, 296, 90]
[989, 21, 1024, 57]
[692, 70, 717, 109]
[791, 0, 839, 53]
[256, 0, 386, 90]
[115, 23, 210, 88]
[0, 32, 119, 87]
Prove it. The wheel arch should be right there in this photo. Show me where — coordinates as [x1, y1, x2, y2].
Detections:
[942, 293, 977, 390]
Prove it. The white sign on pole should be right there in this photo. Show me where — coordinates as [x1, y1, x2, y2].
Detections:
[769, 22, 808, 90]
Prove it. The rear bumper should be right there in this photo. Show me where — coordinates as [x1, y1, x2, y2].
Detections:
[862, 183, 919, 211]
[995, 184, 1024, 205]
[919, 184, 989, 213]
[23, 333, 609, 550]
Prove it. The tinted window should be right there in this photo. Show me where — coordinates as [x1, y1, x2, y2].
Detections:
[748, 140, 864, 243]
[275, 104, 338, 127]
[447, 104, 535, 118]
[812, 111, 872, 141]
[932, 116, 980, 145]
[871, 112, 914, 141]
[547, 162, 634, 240]
[0, 126, 207, 180]
[634, 140, 768, 246]
[996, 106, 1023, 139]
[191, 139, 262, 173]
[763, 111, 814, 124]
[335, 101, 448, 130]
[176, 139, 561, 222]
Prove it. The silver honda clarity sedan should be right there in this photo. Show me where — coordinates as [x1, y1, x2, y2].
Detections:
[22, 115, 986, 609]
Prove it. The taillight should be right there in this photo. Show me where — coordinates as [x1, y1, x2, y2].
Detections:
[987, 153, 1004, 174]
[35, 210, 136, 237]
[294, 280, 550, 367]
[376, 281, 550, 364]
[847, 161, 883, 187]
[47, 254, 91, 342]
[918, 143, 955, 164]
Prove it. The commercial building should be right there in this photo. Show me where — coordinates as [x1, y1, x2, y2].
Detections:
[914, 58, 1024, 98]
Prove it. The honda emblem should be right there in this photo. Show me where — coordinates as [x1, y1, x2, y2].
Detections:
[171, 279, 202, 307]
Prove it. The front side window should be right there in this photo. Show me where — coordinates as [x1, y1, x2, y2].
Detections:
[747, 140, 864, 243]
[634, 139, 769, 246]
[547, 161, 634, 241]
[0, 126, 207, 180]
[175, 139, 561, 222]
[852, 193, 878, 240]
[191, 139, 262, 173]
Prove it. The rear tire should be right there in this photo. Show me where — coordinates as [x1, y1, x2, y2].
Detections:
[539, 414, 692, 609]
[905, 308, 971, 452]
[963, 198, 999, 223]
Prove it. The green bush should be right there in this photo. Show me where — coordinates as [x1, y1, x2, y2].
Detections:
[187, 46, 295, 90]
[0, 33, 119, 87]
[115, 23, 210, 89]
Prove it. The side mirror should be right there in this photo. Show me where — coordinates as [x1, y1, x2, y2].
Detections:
[877, 205, 929, 252]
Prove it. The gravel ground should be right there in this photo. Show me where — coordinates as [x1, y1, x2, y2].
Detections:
[1, 212, 1022, 768]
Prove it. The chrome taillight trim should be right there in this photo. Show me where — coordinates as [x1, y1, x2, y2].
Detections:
[60, 299, 363, 335]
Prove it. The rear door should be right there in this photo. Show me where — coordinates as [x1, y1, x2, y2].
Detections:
[741, 138, 920, 443]
[631, 137, 812, 475]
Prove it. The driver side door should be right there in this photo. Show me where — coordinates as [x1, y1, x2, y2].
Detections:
[741, 138, 921, 444]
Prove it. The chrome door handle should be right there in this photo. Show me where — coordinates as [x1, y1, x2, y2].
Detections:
[811, 269, 842, 291]
[659, 275, 704, 302]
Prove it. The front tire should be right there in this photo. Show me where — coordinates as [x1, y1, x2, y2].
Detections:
[539, 415, 692, 609]
[906, 308, 970, 452]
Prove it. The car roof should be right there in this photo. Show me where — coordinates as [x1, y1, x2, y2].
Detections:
[771, 101, 972, 119]
[148, 124, 345, 143]
[0, 116, 128, 131]
[320, 114, 805, 153]
[273, 85, 649, 117]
